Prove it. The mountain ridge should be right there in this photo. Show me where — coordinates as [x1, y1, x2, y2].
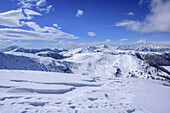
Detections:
[0, 45, 170, 81]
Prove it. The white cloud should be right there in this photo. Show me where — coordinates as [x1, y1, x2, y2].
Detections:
[0, 9, 25, 27]
[0, 1, 78, 43]
[136, 39, 146, 44]
[53, 24, 58, 28]
[45, 5, 53, 13]
[115, 0, 170, 33]
[14, 0, 53, 13]
[36, 0, 46, 7]
[128, 12, 134, 16]
[76, 10, 83, 17]
[53, 24, 61, 29]
[23, 22, 42, 32]
[0, 9, 41, 27]
[38, 5, 53, 13]
[24, 9, 42, 19]
[87, 32, 96, 37]
[16, 0, 36, 9]
[120, 38, 128, 42]
[0, 8, 77, 41]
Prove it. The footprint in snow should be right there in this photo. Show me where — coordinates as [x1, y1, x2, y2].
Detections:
[126, 109, 135, 113]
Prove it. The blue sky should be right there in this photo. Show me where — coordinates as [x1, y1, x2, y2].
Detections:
[0, 0, 170, 48]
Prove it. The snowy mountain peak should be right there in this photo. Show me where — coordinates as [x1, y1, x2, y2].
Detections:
[0, 45, 19, 52]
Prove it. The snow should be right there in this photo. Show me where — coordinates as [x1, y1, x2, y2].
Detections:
[4, 51, 56, 65]
[63, 52, 168, 80]
[0, 45, 170, 112]
[129, 79, 170, 113]
[162, 66, 170, 71]
[36, 51, 55, 54]
[0, 70, 170, 113]
[1, 48, 169, 80]
[0, 52, 73, 73]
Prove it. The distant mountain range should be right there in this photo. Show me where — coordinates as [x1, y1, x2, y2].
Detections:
[0, 45, 169, 81]
[0, 45, 68, 54]
[116, 44, 170, 52]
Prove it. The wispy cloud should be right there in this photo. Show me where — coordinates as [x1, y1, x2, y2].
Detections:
[87, 32, 96, 37]
[0, 27, 78, 41]
[115, 0, 170, 33]
[76, 9, 83, 17]
[115, 20, 140, 32]
[55, 39, 112, 48]
[120, 38, 128, 42]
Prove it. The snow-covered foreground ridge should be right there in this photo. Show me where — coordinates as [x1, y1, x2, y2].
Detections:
[0, 70, 170, 113]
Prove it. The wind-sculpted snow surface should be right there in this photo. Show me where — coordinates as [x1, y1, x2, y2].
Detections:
[0, 70, 170, 113]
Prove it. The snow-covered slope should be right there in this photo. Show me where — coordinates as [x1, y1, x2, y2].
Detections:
[0, 70, 170, 113]
[64, 52, 169, 80]
[0, 52, 72, 73]
[59, 45, 170, 81]
[60, 45, 117, 57]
